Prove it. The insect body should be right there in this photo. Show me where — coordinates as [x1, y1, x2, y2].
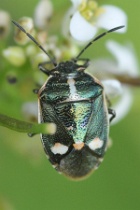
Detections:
[12, 21, 124, 180]
[38, 60, 108, 179]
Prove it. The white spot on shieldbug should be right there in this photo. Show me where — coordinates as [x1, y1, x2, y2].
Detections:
[51, 143, 68, 155]
[88, 138, 104, 151]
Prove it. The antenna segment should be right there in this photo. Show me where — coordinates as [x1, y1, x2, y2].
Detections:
[75, 25, 125, 60]
[12, 20, 57, 67]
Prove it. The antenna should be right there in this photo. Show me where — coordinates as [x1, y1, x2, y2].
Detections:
[12, 20, 57, 67]
[75, 25, 125, 60]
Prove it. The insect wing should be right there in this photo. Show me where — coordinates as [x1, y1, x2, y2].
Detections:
[38, 99, 73, 164]
[84, 93, 109, 156]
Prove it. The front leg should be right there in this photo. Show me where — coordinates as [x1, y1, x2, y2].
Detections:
[38, 61, 53, 75]
[105, 95, 116, 122]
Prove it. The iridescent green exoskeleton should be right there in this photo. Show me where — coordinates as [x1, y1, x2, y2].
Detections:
[12, 20, 124, 180]
[38, 60, 109, 179]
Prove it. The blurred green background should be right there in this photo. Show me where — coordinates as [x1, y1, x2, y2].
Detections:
[0, 0, 140, 210]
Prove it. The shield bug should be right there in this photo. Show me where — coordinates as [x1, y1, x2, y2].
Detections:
[12, 20, 124, 180]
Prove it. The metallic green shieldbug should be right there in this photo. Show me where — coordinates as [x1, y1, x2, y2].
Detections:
[12, 21, 124, 180]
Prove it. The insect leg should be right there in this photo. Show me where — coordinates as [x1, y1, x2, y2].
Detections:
[38, 61, 55, 75]
[105, 96, 116, 122]
[108, 108, 116, 122]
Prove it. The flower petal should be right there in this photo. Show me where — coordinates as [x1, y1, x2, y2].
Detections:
[111, 87, 133, 125]
[106, 40, 139, 76]
[62, 0, 82, 38]
[88, 59, 118, 80]
[34, 0, 53, 29]
[70, 11, 97, 41]
[97, 5, 127, 32]
[71, 0, 82, 10]
[62, 7, 73, 38]
[102, 79, 122, 98]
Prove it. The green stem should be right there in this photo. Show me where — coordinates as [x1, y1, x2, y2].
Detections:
[0, 114, 56, 135]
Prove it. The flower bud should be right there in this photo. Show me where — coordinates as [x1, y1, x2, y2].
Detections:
[14, 17, 34, 45]
[0, 10, 11, 39]
[34, 0, 53, 29]
[25, 44, 38, 57]
[33, 52, 49, 68]
[3, 46, 26, 66]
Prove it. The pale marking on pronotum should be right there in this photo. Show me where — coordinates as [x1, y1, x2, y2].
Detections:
[67, 78, 80, 100]
[88, 137, 104, 151]
[73, 142, 84, 150]
[51, 143, 68, 155]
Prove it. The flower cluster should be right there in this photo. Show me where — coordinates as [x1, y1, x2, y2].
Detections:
[0, 0, 139, 132]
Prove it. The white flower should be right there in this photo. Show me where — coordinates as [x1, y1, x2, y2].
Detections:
[68, 0, 127, 42]
[34, 0, 53, 29]
[88, 40, 139, 124]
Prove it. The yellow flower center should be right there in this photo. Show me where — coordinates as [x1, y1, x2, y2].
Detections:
[79, 0, 105, 24]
